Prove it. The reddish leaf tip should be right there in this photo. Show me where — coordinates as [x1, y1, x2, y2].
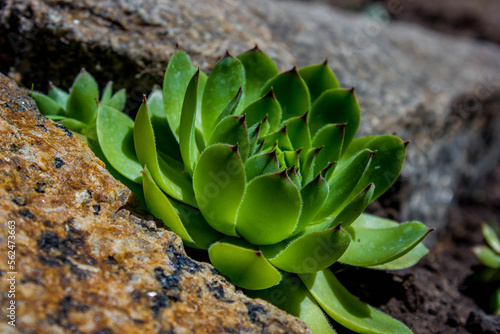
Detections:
[348, 86, 355, 94]
[279, 124, 288, 134]
[321, 161, 336, 175]
[278, 169, 288, 178]
[363, 183, 375, 192]
[336, 122, 347, 129]
[263, 87, 277, 100]
[299, 111, 309, 122]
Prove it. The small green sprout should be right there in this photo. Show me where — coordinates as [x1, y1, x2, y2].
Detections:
[472, 223, 500, 315]
[33, 47, 433, 333]
[31, 70, 126, 143]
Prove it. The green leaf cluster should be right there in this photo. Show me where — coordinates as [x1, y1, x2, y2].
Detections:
[33, 47, 433, 333]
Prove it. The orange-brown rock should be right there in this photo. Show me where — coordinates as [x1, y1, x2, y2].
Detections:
[0, 73, 311, 333]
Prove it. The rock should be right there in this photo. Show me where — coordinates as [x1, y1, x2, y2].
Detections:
[0, 73, 310, 333]
[1, 0, 499, 242]
[322, 0, 500, 46]
[466, 308, 500, 334]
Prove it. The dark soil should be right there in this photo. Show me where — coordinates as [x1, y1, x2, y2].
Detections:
[334, 165, 500, 333]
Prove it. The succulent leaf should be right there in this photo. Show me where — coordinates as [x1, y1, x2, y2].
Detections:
[287, 166, 302, 190]
[48, 82, 70, 110]
[179, 71, 201, 176]
[236, 170, 302, 245]
[300, 147, 324, 186]
[482, 223, 500, 254]
[31, 91, 65, 116]
[193, 144, 246, 236]
[473, 246, 500, 269]
[96, 104, 142, 183]
[300, 270, 413, 334]
[202, 53, 245, 138]
[328, 183, 375, 229]
[339, 221, 432, 267]
[298, 61, 340, 103]
[342, 135, 406, 202]
[283, 112, 311, 155]
[59, 117, 89, 134]
[311, 123, 345, 178]
[351, 213, 430, 270]
[369, 243, 429, 270]
[261, 68, 310, 121]
[262, 226, 351, 273]
[244, 150, 280, 182]
[134, 99, 196, 206]
[101, 81, 113, 104]
[143, 167, 221, 249]
[237, 46, 279, 108]
[106, 88, 127, 111]
[294, 174, 329, 233]
[67, 69, 99, 124]
[308, 88, 360, 151]
[215, 87, 243, 125]
[242, 89, 281, 133]
[314, 149, 373, 221]
[147, 89, 182, 161]
[163, 50, 196, 140]
[263, 126, 294, 152]
[246, 273, 337, 334]
[208, 116, 249, 162]
[208, 237, 282, 290]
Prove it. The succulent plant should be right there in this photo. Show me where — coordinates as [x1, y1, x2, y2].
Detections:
[34, 47, 433, 333]
[472, 223, 500, 315]
[31, 71, 127, 143]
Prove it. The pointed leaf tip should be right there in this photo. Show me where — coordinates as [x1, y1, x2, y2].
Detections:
[251, 44, 261, 52]
[263, 88, 276, 100]
[348, 86, 355, 94]
[320, 161, 336, 175]
[404, 140, 410, 149]
[278, 168, 289, 178]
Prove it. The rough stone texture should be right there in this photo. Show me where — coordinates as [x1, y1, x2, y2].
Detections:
[0, 73, 311, 333]
[1, 0, 500, 242]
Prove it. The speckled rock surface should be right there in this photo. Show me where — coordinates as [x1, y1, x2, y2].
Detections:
[0, 73, 311, 333]
[1, 0, 500, 239]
